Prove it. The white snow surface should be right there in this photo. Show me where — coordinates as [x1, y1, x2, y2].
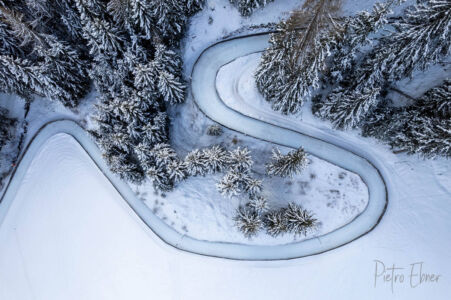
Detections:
[135, 141, 369, 245]
[0, 0, 450, 297]
[0, 125, 449, 299]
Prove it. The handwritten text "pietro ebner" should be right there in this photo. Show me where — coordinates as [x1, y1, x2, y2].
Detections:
[374, 260, 441, 293]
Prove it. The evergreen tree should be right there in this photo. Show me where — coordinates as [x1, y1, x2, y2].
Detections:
[229, 0, 274, 16]
[234, 206, 263, 238]
[243, 177, 263, 198]
[167, 159, 188, 183]
[147, 0, 186, 42]
[416, 79, 451, 119]
[0, 5, 89, 107]
[158, 70, 185, 104]
[326, 0, 398, 82]
[217, 169, 243, 198]
[185, 0, 205, 16]
[318, 0, 451, 128]
[228, 146, 253, 171]
[206, 124, 223, 136]
[255, 0, 342, 114]
[264, 208, 288, 237]
[362, 80, 451, 158]
[247, 195, 269, 215]
[284, 202, 317, 236]
[266, 147, 308, 177]
[185, 149, 208, 176]
[0, 108, 17, 152]
[202, 145, 229, 173]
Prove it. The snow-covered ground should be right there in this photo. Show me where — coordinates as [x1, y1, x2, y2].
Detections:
[0, 91, 97, 193]
[134, 138, 369, 245]
[0, 127, 449, 299]
[0, 0, 450, 297]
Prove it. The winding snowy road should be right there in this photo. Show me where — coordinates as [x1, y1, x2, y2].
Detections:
[0, 33, 450, 299]
[191, 33, 388, 259]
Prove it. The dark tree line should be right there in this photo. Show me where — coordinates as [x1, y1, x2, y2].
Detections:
[0, 0, 205, 183]
[256, 0, 451, 158]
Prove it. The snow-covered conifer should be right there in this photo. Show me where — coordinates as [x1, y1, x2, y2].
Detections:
[202, 145, 229, 173]
[383, 0, 451, 81]
[0, 55, 39, 100]
[247, 195, 269, 215]
[229, 0, 274, 16]
[146, 164, 173, 191]
[266, 147, 308, 177]
[228, 147, 253, 171]
[185, 149, 208, 176]
[206, 124, 223, 136]
[0, 108, 17, 152]
[75, 0, 124, 57]
[244, 178, 263, 198]
[285, 202, 317, 236]
[107, 152, 145, 183]
[313, 87, 381, 129]
[264, 208, 288, 237]
[416, 79, 451, 119]
[362, 81, 451, 158]
[320, 0, 451, 128]
[167, 160, 188, 183]
[217, 170, 242, 198]
[147, 0, 186, 41]
[255, 0, 342, 114]
[234, 206, 262, 238]
[185, 0, 205, 16]
[130, 0, 153, 37]
[151, 143, 178, 166]
[0, 6, 89, 107]
[158, 71, 185, 104]
[326, 0, 397, 82]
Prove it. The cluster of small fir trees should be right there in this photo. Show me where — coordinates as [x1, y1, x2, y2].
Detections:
[231, 146, 317, 239]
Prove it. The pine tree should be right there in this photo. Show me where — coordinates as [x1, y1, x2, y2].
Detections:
[185, 0, 205, 16]
[185, 149, 208, 176]
[206, 124, 223, 136]
[167, 159, 188, 183]
[202, 145, 229, 173]
[234, 206, 263, 238]
[243, 177, 263, 198]
[266, 147, 308, 177]
[147, 0, 186, 42]
[247, 195, 269, 214]
[255, 0, 342, 114]
[229, 0, 274, 16]
[0, 5, 89, 107]
[416, 79, 451, 119]
[158, 70, 185, 104]
[313, 86, 381, 129]
[362, 80, 451, 158]
[284, 202, 317, 236]
[326, 0, 398, 82]
[318, 0, 451, 129]
[0, 108, 17, 152]
[217, 170, 242, 198]
[264, 208, 288, 237]
[228, 146, 253, 171]
[75, 1, 125, 57]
